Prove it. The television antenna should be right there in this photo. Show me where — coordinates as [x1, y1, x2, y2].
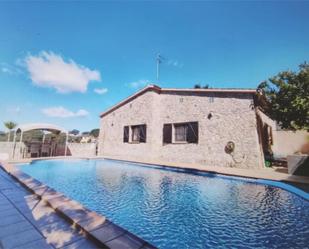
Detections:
[156, 53, 165, 82]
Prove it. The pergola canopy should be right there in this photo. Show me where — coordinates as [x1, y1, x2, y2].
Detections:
[12, 123, 69, 158]
[15, 123, 68, 134]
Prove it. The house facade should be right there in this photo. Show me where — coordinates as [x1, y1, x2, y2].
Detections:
[99, 85, 264, 169]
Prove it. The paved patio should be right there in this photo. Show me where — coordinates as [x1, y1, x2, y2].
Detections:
[0, 168, 100, 249]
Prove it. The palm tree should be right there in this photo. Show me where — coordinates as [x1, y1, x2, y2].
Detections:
[4, 121, 17, 142]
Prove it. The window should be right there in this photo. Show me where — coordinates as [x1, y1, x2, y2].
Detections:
[187, 122, 198, 143]
[163, 122, 198, 144]
[131, 124, 147, 143]
[174, 123, 188, 142]
[163, 124, 172, 144]
[131, 126, 140, 142]
[123, 126, 129, 143]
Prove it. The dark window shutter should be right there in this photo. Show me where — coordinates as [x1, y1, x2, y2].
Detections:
[123, 126, 129, 143]
[163, 124, 172, 144]
[187, 122, 198, 143]
[140, 124, 147, 143]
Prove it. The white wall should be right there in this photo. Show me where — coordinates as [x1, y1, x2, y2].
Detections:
[0, 142, 97, 160]
[0, 142, 27, 160]
[257, 109, 309, 158]
[272, 131, 308, 158]
[67, 143, 97, 157]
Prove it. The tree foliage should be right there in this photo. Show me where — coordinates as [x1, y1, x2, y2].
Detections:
[257, 63, 309, 130]
[194, 84, 209, 89]
[69, 129, 80, 135]
[4, 121, 17, 141]
[4, 121, 17, 130]
[90, 128, 100, 138]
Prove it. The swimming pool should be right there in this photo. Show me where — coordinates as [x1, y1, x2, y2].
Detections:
[20, 159, 309, 249]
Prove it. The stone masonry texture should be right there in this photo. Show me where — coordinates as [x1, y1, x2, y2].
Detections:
[99, 90, 264, 169]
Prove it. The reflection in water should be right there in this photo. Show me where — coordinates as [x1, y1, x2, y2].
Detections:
[21, 159, 309, 249]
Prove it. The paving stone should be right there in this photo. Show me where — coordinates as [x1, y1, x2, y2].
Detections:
[77, 214, 110, 232]
[14, 238, 54, 249]
[56, 202, 89, 224]
[22, 177, 45, 190]
[0, 181, 17, 190]
[0, 211, 26, 226]
[105, 233, 144, 249]
[33, 185, 52, 196]
[0, 196, 11, 205]
[90, 223, 126, 244]
[47, 195, 71, 209]
[0, 203, 12, 213]
[14, 199, 40, 213]
[40, 221, 85, 248]
[0, 207, 22, 219]
[25, 202, 70, 230]
[1, 189, 31, 203]
[0, 228, 43, 249]
[41, 188, 63, 200]
[0, 220, 33, 238]
[140, 244, 158, 249]
[61, 238, 101, 249]
[0, 170, 12, 180]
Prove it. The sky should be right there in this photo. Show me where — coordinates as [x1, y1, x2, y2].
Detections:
[0, 1, 309, 132]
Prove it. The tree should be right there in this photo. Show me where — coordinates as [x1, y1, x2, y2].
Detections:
[90, 128, 100, 138]
[69, 129, 80, 136]
[4, 121, 17, 142]
[257, 63, 309, 130]
[194, 84, 209, 89]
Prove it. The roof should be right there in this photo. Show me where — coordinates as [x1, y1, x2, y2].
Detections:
[100, 84, 257, 118]
[16, 123, 68, 134]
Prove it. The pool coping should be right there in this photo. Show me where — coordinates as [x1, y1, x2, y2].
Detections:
[0, 160, 157, 249]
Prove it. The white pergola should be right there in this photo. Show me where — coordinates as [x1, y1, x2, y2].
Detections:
[12, 123, 69, 158]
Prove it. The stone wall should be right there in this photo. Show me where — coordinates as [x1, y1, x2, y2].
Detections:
[99, 90, 264, 169]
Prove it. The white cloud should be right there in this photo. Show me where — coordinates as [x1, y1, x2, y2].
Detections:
[42, 106, 89, 118]
[1, 62, 23, 75]
[128, 79, 151, 89]
[25, 51, 101, 93]
[94, 88, 108, 95]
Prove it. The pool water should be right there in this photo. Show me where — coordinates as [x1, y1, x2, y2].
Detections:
[20, 159, 309, 249]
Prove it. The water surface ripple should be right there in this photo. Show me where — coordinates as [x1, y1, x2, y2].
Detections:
[21, 159, 309, 249]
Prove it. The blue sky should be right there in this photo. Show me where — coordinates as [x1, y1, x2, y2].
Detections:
[0, 1, 309, 132]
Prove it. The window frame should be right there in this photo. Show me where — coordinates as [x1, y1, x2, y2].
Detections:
[163, 121, 198, 145]
[123, 124, 147, 144]
[131, 125, 141, 143]
[123, 126, 129, 143]
[174, 123, 188, 142]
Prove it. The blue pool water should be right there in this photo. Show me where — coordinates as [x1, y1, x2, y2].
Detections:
[20, 159, 309, 249]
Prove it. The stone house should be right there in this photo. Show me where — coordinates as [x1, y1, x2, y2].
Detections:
[99, 85, 264, 169]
